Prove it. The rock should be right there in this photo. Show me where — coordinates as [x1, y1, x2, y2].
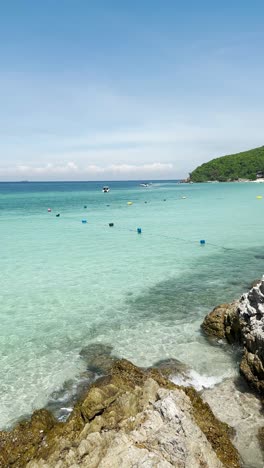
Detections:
[249, 279, 261, 289]
[240, 350, 264, 393]
[202, 304, 230, 338]
[0, 409, 58, 468]
[201, 302, 240, 341]
[258, 426, 264, 453]
[153, 357, 190, 378]
[202, 377, 264, 468]
[0, 360, 240, 468]
[224, 306, 242, 344]
[79, 384, 120, 421]
[236, 279, 264, 392]
[202, 277, 264, 394]
[79, 343, 118, 375]
[78, 387, 225, 468]
[183, 386, 239, 467]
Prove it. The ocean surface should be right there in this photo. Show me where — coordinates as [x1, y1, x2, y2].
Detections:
[1, 180, 264, 430]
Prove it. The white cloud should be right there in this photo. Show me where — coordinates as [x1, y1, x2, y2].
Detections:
[108, 163, 173, 173]
[15, 162, 79, 175]
[0, 161, 174, 181]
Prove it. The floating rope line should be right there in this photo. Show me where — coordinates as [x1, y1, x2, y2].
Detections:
[110, 225, 238, 253]
[81, 219, 256, 256]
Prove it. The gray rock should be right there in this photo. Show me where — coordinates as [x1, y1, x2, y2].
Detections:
[26, 379, 227, 468]
[202, 378, 264, 468]
[202, 276, 264, 393]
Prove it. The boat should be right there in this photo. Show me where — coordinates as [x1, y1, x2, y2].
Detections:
[139, 183, 149, 187]
[102, 186, 110, 193]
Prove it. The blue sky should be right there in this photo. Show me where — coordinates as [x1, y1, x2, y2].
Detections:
[0, 1, 264, 180]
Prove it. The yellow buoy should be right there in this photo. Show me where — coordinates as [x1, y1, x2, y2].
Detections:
[256, 195, 263, 199]
[127, 201, 133, 205]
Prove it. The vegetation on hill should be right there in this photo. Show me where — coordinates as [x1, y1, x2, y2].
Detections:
[189, 146, 264, 182]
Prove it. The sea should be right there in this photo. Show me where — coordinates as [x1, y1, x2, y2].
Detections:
[1, 180, 264, 433]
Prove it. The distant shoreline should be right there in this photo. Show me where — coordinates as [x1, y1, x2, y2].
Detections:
[192, 178, 264, 183]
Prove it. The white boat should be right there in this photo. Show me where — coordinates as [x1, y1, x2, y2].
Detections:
[140, 183, 149, 187]
[102, 186, 110, 193]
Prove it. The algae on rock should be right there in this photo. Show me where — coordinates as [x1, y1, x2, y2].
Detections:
[0, 359, 240, 468]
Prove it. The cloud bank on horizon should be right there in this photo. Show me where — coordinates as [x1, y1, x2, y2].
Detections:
[0, 1, 263, 181]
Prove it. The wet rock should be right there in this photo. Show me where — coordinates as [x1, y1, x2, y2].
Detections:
[46, 344, 119, 423]
[202, 304, 231, 338]
[79, 343, 118, 375]
[0, 360, 240, 468]
[202, 278, 264, 394]
[201, 302, 241, 343]
[183, 385, 239, 467]
[153, 357, 190, 378]
[237, 279, 264, 393]
[0, 409, 58, 468]
[202, 377, 264, 468]
[258, 426, 264, 453]
[249, 279, 261, 289]
[240, 350, 264, 394]
[224, 305, 242, 344]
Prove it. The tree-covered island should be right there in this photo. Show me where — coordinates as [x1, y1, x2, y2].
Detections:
[189, 146, 264, 182]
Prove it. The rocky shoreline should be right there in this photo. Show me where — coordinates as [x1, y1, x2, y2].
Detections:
[202, 277, 264, 394]
[0, 359, 240, 468]
[2, 279, 264, 467]
[202, 277, 264, 467]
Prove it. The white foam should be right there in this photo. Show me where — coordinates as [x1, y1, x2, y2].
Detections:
[60, 407, 73, 413]
[171, 370, 224, 391]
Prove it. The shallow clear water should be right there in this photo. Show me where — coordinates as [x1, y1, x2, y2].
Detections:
[1, 180, 264, 429]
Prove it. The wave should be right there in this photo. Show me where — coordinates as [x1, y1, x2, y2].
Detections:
[171, 369, 225, 391]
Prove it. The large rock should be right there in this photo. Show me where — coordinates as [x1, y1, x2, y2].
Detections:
[0, 410, 57, 468]
[0, 360, 240, 468]
[202, 303, 233, 339]
[202, 277, 264, 393]
[202, 377, 264, 468]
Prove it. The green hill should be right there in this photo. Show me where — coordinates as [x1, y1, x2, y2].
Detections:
[190, 146, 264, 182]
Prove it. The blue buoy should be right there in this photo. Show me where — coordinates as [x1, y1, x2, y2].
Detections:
[200, 239, 205, 245]
[137, 228, 142, 234]
[82, 219, 87, 224]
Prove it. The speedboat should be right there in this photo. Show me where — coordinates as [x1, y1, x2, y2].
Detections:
[102, 186, 110, 193]
[139, 183, 149, 187]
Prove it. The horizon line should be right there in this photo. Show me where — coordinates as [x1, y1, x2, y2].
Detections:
[0, 178, 184, 183]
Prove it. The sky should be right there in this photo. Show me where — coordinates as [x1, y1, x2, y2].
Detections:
[0, 0, 264, 181]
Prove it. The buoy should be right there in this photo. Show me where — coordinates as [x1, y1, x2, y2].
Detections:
[137, 228, 142, 234]
[109, 223, 114, 227]
[82, 219, 87, 224]
[200, 240, 205, 245]
[256, 195, 263, 199]
[47, 208, 51, 212]
[127, 201, 133, 205]
[56, 214, 60, 217]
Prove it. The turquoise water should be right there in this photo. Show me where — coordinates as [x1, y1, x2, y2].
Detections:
[1, 180, 264, 429]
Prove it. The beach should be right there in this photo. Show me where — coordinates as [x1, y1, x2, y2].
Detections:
[1, 180, 264, 465]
